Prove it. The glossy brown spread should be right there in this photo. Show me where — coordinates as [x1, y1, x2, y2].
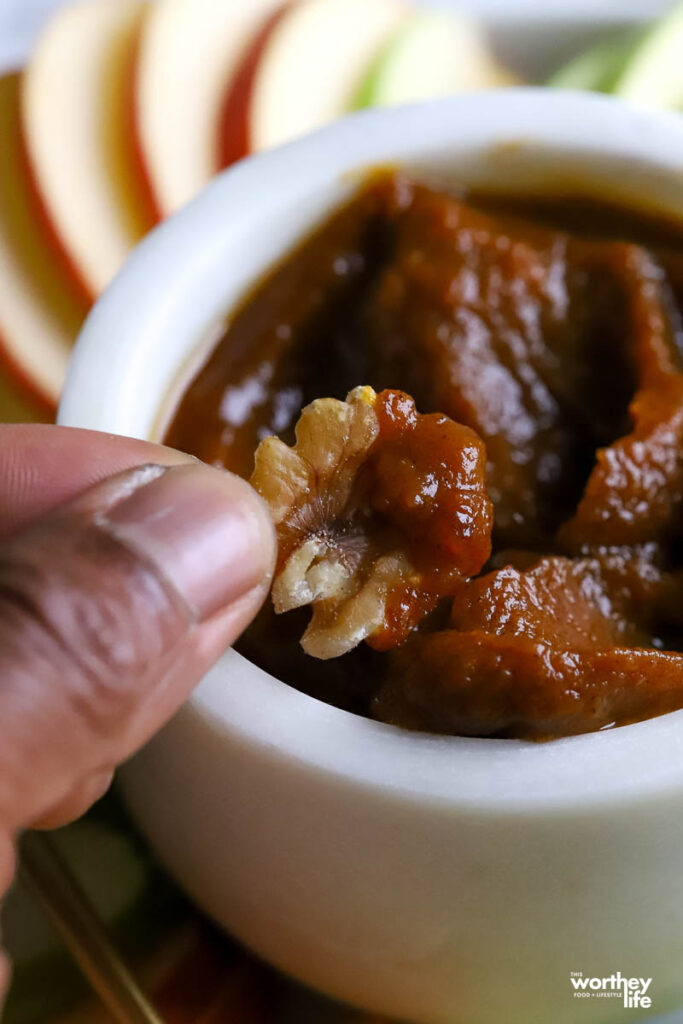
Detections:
[249, 385, 492, 659]
[166, 172, 683, 739]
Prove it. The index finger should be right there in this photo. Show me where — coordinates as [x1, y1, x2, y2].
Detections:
[0, 424, 193, 539]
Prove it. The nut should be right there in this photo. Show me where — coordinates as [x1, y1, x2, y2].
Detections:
[251, 386, 492, 659]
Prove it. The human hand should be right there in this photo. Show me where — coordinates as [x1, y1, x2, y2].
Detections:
[0, 424, 275, 994]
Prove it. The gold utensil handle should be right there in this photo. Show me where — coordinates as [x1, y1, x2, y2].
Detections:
[18, 831, 166, 1024]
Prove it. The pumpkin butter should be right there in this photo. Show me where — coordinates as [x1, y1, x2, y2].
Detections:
[166, 172, 683, 739]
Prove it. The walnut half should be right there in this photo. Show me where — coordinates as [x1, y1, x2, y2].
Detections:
[251, 386, 492, 659]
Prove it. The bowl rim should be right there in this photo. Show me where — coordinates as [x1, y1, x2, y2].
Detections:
[59, 87, 683, 811]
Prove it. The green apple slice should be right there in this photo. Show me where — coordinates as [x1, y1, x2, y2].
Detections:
[548, 33, 638, 93]
[615, 1, 683, 106]
[355, 9, 514, 110]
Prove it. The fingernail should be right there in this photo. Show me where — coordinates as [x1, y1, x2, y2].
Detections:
[100, 464, 275, 621]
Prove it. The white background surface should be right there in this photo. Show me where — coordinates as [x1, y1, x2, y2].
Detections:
[0, 0, 677, 73]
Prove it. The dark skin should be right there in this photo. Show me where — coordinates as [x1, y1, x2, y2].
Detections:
[0, 424, 275, 1001]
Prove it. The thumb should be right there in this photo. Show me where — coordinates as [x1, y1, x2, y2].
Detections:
[0, 461, 275, 834]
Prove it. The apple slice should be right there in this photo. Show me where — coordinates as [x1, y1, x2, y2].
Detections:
[135, 0, 282, 217]
[0, 360, 51, 423]
[250, 0, 407, 153]
[354, 9, 515, 109]
[216, 5, 287, 170]
[22, 0, 155, 299]
[548, 32, 639, 93]
[614, 0, 683, 107]
[0, 73, 87, 416]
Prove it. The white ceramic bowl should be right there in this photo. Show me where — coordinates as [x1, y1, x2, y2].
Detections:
[60, 90, 683, 1023]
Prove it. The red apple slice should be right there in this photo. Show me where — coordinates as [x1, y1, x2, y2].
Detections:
[136, 0, 282, 217]
[0, 73, 87, 416]
[0, 368, 48, 423]
[22, 0, 155, 298]
[249, 0, 407, 153]
[217, 5, 288, 170]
